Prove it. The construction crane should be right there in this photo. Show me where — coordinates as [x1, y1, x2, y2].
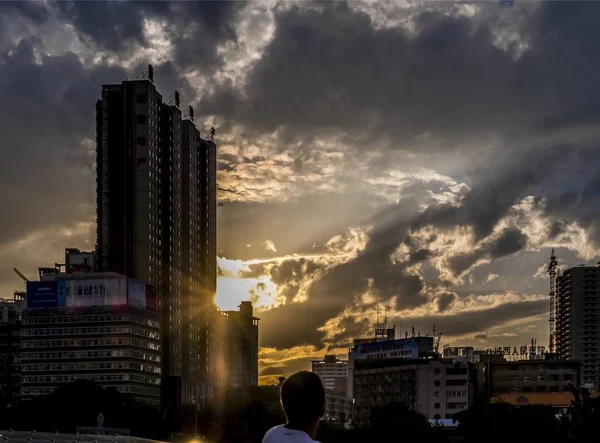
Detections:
[548, 249, 558, 354]
[434, 333, 443, 354]
[12, 267, 29, 282]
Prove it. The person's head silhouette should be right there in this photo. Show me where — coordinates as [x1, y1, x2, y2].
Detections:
[280, 371, 326, 438]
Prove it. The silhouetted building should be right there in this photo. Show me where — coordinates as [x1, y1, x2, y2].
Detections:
[0, 296, 24, 405]
[20, 273, 160, 404]
[556, 265, 600, 388]
[181, 119, 218, 405]
[64, 248, 96, 273]
[324, 390, 353, 426]
[220, 302, 259, 389]
[312, 355, 348, 393]
[95, 78, 218, 406]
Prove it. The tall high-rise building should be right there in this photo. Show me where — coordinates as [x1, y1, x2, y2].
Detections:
[95, 74, 219, 406]
[556, 265, 600, 388]
[181, 118, 218, 403]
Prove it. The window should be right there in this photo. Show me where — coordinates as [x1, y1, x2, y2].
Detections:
[510, 376, 518, 382]
[137, 114, 147, 124]
[137, 93, 147, 103]
[510, 387, 518, 393]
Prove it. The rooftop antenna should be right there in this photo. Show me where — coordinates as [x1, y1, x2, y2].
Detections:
[412, 326, 415, 338]
[189, 105, 194, 122]
[207, 126, 216, 141]
[148, 64, 154, 82]
[174, 91, 180, 108]
[383, 306, 387, 329]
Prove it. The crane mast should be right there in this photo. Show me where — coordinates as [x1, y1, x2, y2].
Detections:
[547, 249, 558, 354]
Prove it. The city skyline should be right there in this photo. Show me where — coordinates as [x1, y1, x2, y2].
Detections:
[2, 1, 600, 386]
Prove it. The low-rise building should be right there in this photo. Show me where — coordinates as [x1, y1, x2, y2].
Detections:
[20, 272, 161, 404]
[324, 390, 353, 426]
[312, 355, 348, 393]
[352, 358, 475, 423]
[487, 359, 579, 396]
[348, 335, 435, 399]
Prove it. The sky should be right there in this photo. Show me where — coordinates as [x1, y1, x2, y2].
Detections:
[2, 0, 600, 385]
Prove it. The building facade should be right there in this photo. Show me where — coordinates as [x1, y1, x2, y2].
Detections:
[219, 302, 259, 389]
[181, 119, 218, 405]
[486, 359, 579, 396]
[324, 390, 353, 426]
[20, 273, 161, 404]
[556, 265, 600, 388]
[352, 358, 474, 423]
[312, 355, 348, 393]
[348, 336, 434, 399]
[95, 74, 219, 406]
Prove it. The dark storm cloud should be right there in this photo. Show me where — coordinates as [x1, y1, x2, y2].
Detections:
[52, 0, 240, 68]
[202, 1, 593, 151]
[0, 39, 126, 245]
[408, 249, 432, 264]
[445, 228, 528, 277]
[55, 1, 160, 51]
[488, 228, 528, 259]
[392, 299, 547, 339]
[259, 366, 286, 376]
[435, 292, 458, 312]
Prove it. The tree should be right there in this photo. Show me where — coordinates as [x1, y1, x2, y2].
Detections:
[454, 402, 567, 442]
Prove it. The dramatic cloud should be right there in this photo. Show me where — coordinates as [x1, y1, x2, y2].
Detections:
[4, 0, 600, 380]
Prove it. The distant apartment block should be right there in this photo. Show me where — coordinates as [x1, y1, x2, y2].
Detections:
[556, 265, 600, 388]
[219, 302, 259, 389]
[312, 355, 348, 393]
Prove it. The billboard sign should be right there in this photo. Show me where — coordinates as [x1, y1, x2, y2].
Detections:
[353, 337, 421, 362]
[61, 276, 127, 307]
[127, 278, 147, 309]
[27, 281, 59, 308]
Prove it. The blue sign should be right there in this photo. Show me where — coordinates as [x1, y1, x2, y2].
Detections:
[27, 281, 58, 308]
[57, 280, 67, 307]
